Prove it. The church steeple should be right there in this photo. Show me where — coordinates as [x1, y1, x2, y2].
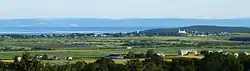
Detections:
[178, 28, 187, 34]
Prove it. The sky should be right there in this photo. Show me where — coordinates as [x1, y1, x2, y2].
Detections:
[0, 0, 250, 19]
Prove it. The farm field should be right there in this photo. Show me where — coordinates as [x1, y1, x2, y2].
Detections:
[0, 47, 250, 59]
[0, 33, 250, 64]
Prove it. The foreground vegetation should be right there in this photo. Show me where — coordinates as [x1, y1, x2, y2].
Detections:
[1, 52, 250, 71]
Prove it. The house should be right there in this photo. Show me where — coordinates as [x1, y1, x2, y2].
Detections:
[178, 49, 198, 56]
[222, 51, 233, 55]
[104, 54, 125, 59]
[207, 49, 223, 53]
[127, 47, 132, 49]
[52, 56, 59, 60]
[233, 53, 239, 58]
[17, 57, 22, 62]
[36, 55, 43, 59]
[157, 53, 165, 57]
[66, 57, 73, 61]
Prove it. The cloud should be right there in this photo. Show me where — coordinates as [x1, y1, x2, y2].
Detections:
[38, 22, 48, 25]
[69, 24, 80, 27]
[19, 25, 31, 27]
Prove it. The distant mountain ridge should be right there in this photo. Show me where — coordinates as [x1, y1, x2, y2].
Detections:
[0, 18, 250, 33]
[142, 25, 250, 34]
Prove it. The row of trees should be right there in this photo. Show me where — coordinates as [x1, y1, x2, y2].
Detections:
[122, 40, 250, 48]
[1, 52, 250, 71]
[229, 37, 250, 42]
[125, 49, 155, 59]
[0, 47, 55, 52]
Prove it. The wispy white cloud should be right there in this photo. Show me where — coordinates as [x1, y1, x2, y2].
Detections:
[69, 24, 80, 27]
[19, 25, 31, 27]
[38, 22, 48, 25]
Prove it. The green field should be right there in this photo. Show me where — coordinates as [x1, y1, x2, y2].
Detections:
[0, 33, 250, 64]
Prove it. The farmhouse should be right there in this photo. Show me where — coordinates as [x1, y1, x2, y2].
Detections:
[233, 52, 239, 58]
[104, 54, 125, 59]
[178, 49, 198, 56]
[66, 57, 73, 61]
[157, 53, 165, 57]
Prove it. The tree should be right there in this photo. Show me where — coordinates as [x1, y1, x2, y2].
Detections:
[84, 63, 108, 71]
[42, 63, 58, 71]
[198, 52, 243, 71]
[219, 55, 243, 71]
[238, 55, 250, 71]
[171, 58, 197, 71]
[127, 51, 135, 58]
[94, 58, 122, 71]
[74, 61, 87, 71]
[143, 62, 159, 71]
[125, 60, 143, 71]
[84, 58, 125, 71]
[61, 63, 73, 71]
[14, 52, 42, 71]
[146, 49, 156, 58]
[41, 54, 48, 60]
[200, 51, 209, 56]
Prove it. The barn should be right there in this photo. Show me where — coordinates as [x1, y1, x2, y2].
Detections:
[178, 49, 198, 56]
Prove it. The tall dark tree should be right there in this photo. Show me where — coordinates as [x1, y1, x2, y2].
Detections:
[127, 51, 135, 58]
[84, 63, 108, 71]
[143, 62, 159, 71]
[238, 55, 250, 71]
[198, 52, 243, 71]
[171, 58, 197, 71]
[14, 52, 42, 71]
[126, 60, 143, 71]
[146, 49, 156, 58]
[73, 61, 87, 71]
[41, 54, 48, 60]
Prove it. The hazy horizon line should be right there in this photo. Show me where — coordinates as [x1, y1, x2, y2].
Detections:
[1, 17, 250, 20]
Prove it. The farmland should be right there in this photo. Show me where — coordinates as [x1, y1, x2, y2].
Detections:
[0, 33, 250, 64]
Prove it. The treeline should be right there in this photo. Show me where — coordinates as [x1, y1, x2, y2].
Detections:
[122, 40, 250, 48]
[229, 37, 250, 42]
[0, 47, 26, 51]
[0, 47, 55, 52]
[31, 47, 55, 51]
[1, 52, 250, 71]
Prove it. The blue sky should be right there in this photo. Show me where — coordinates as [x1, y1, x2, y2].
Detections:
[0, 0, 250, 19]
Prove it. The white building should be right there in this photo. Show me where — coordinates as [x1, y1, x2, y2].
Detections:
[178, 49, 198, 56]
[127, 47, 132, 49]
[17, 57, 22, 62]
[178, 28, 187, 34]
[67, 57, 73, 61]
